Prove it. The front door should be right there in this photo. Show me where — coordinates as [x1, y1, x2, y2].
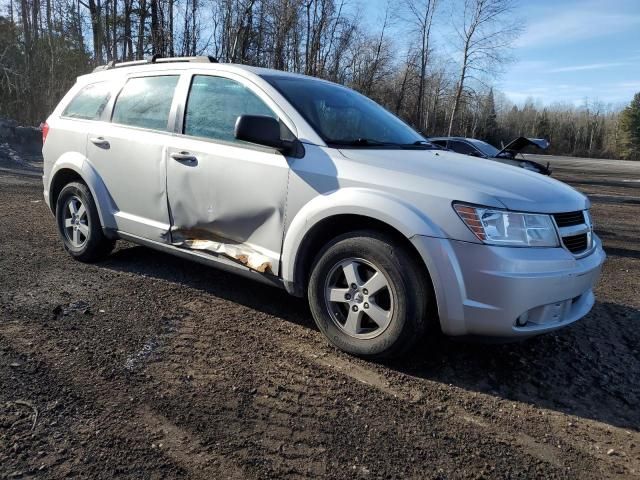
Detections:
[166, 73, 291, 275]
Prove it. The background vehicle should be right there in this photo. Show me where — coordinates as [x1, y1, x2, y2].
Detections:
[428, 136, 552, 175]
[42, 56, 604, 359]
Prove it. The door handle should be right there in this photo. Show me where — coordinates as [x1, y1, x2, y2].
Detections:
[89, 137, 110, 148]
[170, 151, 198, 164]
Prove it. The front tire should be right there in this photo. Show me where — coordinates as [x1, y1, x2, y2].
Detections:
[308, 230, 430, 359]
[55, 181, 115, 262]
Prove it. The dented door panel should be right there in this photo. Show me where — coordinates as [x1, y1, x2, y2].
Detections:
[166, 137, 289, 275]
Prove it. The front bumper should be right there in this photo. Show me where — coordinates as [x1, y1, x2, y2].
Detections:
[411, 234, 605, 337]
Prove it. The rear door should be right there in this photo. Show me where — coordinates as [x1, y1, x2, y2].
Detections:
[85, 73, 179, 242]
[165, 72, 292, 275]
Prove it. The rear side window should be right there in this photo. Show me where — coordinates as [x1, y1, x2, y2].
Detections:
[62, 82, 111, 120]
[183, 75, 276, 142]
[448, 141, 478, 156]
[112, 75, 179, 131]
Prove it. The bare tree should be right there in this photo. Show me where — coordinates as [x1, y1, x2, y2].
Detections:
[447, 0, 521, 135]
[402, 0, 438, 131]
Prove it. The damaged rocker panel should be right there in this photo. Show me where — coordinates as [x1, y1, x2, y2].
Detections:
[171, 228, 274, 274]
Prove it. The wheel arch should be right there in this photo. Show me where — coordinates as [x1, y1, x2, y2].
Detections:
[281, 189, 443, 302]
[48, 156, 118, 232]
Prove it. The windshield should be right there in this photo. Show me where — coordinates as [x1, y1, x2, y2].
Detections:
[466, 138, 500, 157]
[263, 75, 427, 148]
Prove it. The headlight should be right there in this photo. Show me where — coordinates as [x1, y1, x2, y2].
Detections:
[453, 203, 559, 247]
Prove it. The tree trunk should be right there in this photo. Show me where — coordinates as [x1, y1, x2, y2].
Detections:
[191, 0, 197, 55]
[168, 0, 174, 56]
[88, 0, 103, 63]
[123, 0, 133, 59]
[112, 0, 117, 61]
[151, 0, 159, 55]
[448, 46, 468, 136]
[45, 0, 53, 34]
[136, 0, 146, 59]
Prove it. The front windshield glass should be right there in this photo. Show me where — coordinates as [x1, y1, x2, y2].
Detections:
[263, 75, 427, 147]
[466, 138, 500, 157]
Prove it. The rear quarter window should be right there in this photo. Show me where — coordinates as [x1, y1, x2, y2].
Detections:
[62, 82, 112, 120]
[112, 75, 179, 131]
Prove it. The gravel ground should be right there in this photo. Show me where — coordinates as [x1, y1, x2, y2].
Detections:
[1, 154, 638, 479]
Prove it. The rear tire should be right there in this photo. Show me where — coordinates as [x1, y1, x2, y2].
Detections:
[55, 181, 115, 262]
[308, 230, 430, 359]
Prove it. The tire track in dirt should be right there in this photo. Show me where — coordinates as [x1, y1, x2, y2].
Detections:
[142, 298, 606, 478]
[0, 321, 251, 479]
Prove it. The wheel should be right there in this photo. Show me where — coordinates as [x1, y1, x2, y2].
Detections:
[55, 181, 115, 262]
[308, 230, 430, 359]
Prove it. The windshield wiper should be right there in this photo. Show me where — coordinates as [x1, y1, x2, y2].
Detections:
[327, 138, 397, 147]
[327, 138, 432, 149]
[403, 140, 435, 149]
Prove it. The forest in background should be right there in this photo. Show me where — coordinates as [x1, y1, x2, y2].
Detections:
[1, 0, 639, 160]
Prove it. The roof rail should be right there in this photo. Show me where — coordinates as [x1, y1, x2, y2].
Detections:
[93, 55, 218, 72]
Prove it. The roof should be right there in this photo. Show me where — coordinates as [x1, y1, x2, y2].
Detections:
[80, 57, 319, 84]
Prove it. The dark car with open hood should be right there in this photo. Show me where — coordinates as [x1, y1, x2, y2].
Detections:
[428, 136, 552, 175]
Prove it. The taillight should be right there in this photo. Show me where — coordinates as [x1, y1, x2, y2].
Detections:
[42, 122, 49, 144]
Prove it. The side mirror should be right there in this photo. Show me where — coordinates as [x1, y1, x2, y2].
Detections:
[234, 115, 285, 150]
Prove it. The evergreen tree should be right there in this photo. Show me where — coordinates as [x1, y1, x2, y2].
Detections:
[482, 88, 499, 145]
[619, 93, 640, 160]
[535, 108, 551, 140]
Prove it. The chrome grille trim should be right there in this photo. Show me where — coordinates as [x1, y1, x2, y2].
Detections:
[551, 210, 593, 257]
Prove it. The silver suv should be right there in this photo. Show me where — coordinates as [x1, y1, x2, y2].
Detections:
[42, 56, 606, 359]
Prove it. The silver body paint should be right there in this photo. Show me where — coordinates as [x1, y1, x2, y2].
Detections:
[43, 62, 605, 338]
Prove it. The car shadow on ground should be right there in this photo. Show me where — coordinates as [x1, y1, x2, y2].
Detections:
[102, 243, 640, 432]
[389, 300, 639, 431]
[101, 242, 314, 327]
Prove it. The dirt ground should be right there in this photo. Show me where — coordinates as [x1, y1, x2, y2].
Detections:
[1, 154, 638, 479]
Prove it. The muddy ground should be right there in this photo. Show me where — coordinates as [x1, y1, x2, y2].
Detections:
[1, 154, 638, 479]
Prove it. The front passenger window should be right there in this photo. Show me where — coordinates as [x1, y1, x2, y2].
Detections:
[184, 75, 277, 143]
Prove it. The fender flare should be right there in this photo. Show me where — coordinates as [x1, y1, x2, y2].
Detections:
[49, 154, 118, 231]
[280, 187, 445, 290]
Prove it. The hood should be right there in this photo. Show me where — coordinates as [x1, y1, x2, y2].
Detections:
[337, 147, 588, 214]
[497, 137, 549, 158]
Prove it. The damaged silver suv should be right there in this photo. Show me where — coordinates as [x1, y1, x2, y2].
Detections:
[43, 56, 605, 359]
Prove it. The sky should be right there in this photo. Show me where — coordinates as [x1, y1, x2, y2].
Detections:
[362, 0, 640, 108]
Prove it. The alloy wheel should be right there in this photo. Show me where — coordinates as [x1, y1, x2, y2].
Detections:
[62, 195, 89, 248]
[324, 257, 395, 339]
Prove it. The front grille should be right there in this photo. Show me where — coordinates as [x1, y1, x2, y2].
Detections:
[562, 233, 589, 253]
[553, 211, 585, 227]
